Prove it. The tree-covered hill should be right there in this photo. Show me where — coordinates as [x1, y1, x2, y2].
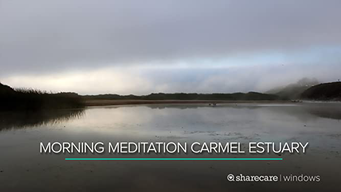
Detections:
[301, 82, 341, 101]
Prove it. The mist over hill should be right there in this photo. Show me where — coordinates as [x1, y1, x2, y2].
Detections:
[267, 78, 319, 99]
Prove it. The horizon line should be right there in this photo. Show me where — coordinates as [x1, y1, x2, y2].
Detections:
[65, 157, 283, 161]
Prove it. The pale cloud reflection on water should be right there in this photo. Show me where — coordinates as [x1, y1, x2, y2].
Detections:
[0, 103, 340, 191]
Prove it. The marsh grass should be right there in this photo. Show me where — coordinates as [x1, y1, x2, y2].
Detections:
[0, 83, 84, 110]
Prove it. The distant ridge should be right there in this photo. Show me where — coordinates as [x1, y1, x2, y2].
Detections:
[0, 82, 286, 111]
[84, 92, 281, 101]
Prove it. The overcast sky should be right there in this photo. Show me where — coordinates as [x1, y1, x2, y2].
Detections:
[1, 0, 341, 94]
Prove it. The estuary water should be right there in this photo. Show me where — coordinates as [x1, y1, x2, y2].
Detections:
[0, 103, 340, 191]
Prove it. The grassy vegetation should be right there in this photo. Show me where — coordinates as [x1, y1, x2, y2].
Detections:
[0, 83, 84, 110]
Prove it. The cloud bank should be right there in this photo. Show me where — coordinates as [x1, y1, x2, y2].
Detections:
[1, 0, 341, 93]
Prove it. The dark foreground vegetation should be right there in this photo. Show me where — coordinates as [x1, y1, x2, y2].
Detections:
[84, 92, 281, 101]
[301, 82, 341, 101]
[0, 83, 84, 110]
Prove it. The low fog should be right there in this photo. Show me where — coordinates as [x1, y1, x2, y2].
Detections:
[1, 0, 341, 94]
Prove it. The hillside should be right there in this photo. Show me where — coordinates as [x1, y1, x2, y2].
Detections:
[301, 82, 341, 101]
[0, 83, 16, 95]
[267, 78, 319, 99]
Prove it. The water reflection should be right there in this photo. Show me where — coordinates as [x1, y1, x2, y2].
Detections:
[0, 109, 84, 131]
[0, 103, 340, 191]
[302, 104, 341, 120]
[147, 103, 341, 120]
[0, 103, 339, 132]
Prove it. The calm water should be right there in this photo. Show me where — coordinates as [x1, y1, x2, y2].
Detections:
[0, 103, 340, 191]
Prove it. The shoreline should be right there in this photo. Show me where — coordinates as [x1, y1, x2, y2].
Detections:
[84, 99, 294, 106]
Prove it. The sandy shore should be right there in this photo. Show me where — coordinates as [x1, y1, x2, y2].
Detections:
[84, 99, 293, 106]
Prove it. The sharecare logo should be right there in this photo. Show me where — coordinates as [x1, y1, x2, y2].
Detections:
[227, 174, 321, 182]
[232, 174, 279, 182]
